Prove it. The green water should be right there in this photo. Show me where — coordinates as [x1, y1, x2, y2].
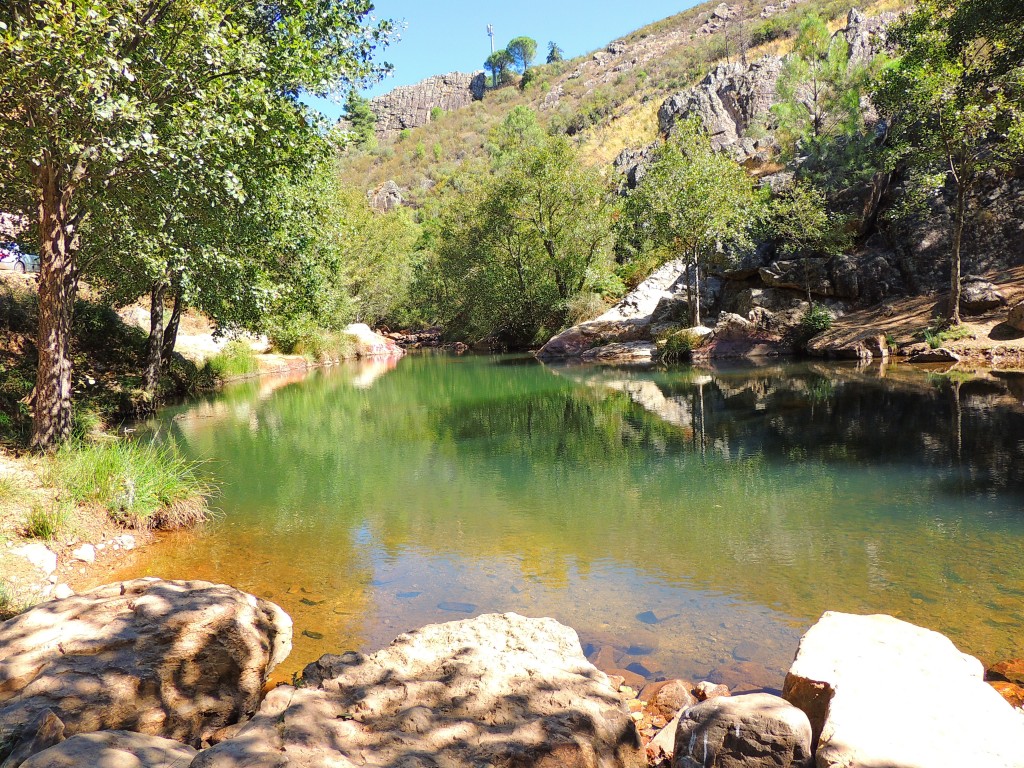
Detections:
[107, 355, 1024, 688]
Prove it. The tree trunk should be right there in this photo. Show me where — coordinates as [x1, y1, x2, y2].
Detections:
[161, 284, 183, 365]
[141, 279, 167, 401]
[693, 252, 701, 327]
[685, 257, 695, 327]
[949, 185, 965, 324]
[30, 181, 79, 451]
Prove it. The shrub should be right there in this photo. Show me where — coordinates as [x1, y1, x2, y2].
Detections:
[564, 292, 608, 326]
[922, 318, 972, 349]
[430, 106, 443, 121]
[49, 439, 211, 530]
[23, 501, 72, 541]
[202, 340, 259, 381]
[800, 303, 833, 337]
[292, 329, 357, 362]
[659, 328, 704, 362]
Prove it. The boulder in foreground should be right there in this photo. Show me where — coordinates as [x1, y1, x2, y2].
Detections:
[20, 731, 197, 768]
[194, 612, 645, 768]
[0, 579, 291, 756]
[672, 692, 812, 768]
[783, 611, 1024, 768]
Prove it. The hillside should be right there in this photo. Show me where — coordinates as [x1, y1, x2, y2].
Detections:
[338, 0, 906, 202]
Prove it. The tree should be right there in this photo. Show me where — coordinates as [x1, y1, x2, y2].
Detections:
[432, 130, 617, 345]
[0, 0, 393, 449]
[486, 106, 545, 165]
[484, 49, 515, 87]
[344, 90, 378, 148]
[622, 118, 758, 327]
[766, 181, 852, 302]
[771, 14, 876, 190]
[507, 37, 538, 74]
[547, 41, 565, 64]
[874, 0, 1023, 323]
[942, 0, 1024, 79]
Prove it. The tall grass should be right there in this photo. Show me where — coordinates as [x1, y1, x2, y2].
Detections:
[49, 439, 211, 530]
[23, 501, 73, 541]
[202, 340, 259, 381]
[0, 476, 17, 500]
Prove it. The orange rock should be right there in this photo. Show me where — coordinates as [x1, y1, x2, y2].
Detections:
[990, 681, 1024, 708]
[988, 659, 1024, 686]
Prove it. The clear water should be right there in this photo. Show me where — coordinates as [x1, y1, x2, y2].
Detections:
[100, 355, 1024, 688]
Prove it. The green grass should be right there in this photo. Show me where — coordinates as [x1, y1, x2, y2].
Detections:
[923, 321, 973, 349]
[23, 501, 72, 541]
[202, 340, 260, 381]
[659, 328, 705, 362]
[0, 476, 18, 501]
[291, 329, 358, 363]
[49, 439, 211, 530]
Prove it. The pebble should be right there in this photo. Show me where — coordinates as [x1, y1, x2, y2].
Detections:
[54, 584, 74, 599]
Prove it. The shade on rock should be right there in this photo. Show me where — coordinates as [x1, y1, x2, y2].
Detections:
[193, 612, 645, 768]
[0, 578, 291, 757]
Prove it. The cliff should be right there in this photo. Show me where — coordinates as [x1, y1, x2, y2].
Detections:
[370, 71, 487, 139]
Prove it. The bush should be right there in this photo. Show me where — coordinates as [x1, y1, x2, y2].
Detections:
[659, 328, 704, 362]
[202, 340, 259, 381]
[800, 303, 833, 337]
[922, 319, 972, 349]
[430, 106, 443, 121]
[49, 439, 210, 530]
[564, 292, 608, 326]
[23, 501, 73, 541]
[292, 329, 357, 362]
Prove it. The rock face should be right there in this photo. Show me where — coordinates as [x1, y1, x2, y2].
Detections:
[367, 180, 403, 212]
[807, 329, 889, 361]
[370, 72, 486, 139]
[0, 579, 292, 756]
[20, 731, 197, 768]
[658, 56, 782, 164]
[783, 612, 1024, 768]
[672, 693, 813, 768]
[194, 612, 645, 768]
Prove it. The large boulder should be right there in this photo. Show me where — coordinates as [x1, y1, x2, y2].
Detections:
[672, 693, 813, 768]
[193, 612, 645, 768]
[783, 612, 1024, 768]
[344, 323, 405, 358]
[960, 277, 1006, 315]
[581, 341, 658, 364]
[20, 732, 197, 768]
[759, 260, 833, 297]
[0, 579, 292, 756]
[806, 329, 889, 361]
[1008, 301, 1024, 332]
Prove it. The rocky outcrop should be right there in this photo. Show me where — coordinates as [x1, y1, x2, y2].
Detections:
[370, 72, 486, 139]
[344, 322, 405, 357]
[367, 180, 403, 212]
[194, 612, 644, 768]
[673, 693, 813, 768]
[581, 341, 659, 364]
[783, 612, 1024, 768]
[0, 579, 292, 757]
[658, 56, 782, 164]
[807, 328, 889, 361]
[20, 731, 197, 768]
[960, 276, 1006, 315]
[908, 347, 961, 364]
[698, 313, 790, 359]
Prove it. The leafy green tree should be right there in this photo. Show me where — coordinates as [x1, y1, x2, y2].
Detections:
[486, 106, 545, 165]
[431, 132, 616, 345]
[622, 117, 758, 327]
[344, 90, 378, 148]
[485, 49, 515, 87]
[547, 41, 565, 64]
[874, 0, 1023, 323]
[0, 0, 393, 449]
[942, 0, 1024, 78]
[771, 14, 876, 189]
[766, 181, 852, 302]
[507, 36, 538, 74]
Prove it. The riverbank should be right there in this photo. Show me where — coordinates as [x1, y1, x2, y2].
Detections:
[0, 582, 1021, 767]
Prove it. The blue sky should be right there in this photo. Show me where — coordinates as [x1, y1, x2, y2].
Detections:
[305, 0, 701, 120]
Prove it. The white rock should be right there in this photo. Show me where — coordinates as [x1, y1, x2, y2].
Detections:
[13, 543, 57, 576]
[20, 731, 197, 768]
[783, 612, 1024, 768]
[71, 544, 95, 563]
[112, 534, 135, 551]
[53, 584, 74, 600]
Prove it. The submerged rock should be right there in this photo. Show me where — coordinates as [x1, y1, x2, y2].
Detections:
[0, 578, 292, 755]
[193, 612, 645, 768]
[783, 611, 1024, 768]
[672, 693, 813, 768]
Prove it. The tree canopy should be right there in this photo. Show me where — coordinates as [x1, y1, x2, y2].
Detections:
[507, 37, 538, 73]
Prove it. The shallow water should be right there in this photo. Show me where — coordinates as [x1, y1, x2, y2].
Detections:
[102, 355, 1024, 688]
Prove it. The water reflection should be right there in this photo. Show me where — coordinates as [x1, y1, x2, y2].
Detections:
[102, 357, 1024, 686]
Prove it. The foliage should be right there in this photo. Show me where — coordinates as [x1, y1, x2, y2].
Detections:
[291, 330, 358, 362]
[621, 117, 759, 325]
[771, 14, 879, 190]
[800, 303, 834, 337]
[202, 341, 259, 381]
[547, 41, 565, 64]
[507, 37, 538, 73]
[23, 501, 73, 541]
[423, 124, 617, 346]
[941, 0, 1024, 79]
[49, 439, 210, 529]
[873, 0, 1024, 322]
[922, 317, 973, 348]
[344, 90, 378, 148]
[485, 49, 516, 87]
[659, 329, 704, 362]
